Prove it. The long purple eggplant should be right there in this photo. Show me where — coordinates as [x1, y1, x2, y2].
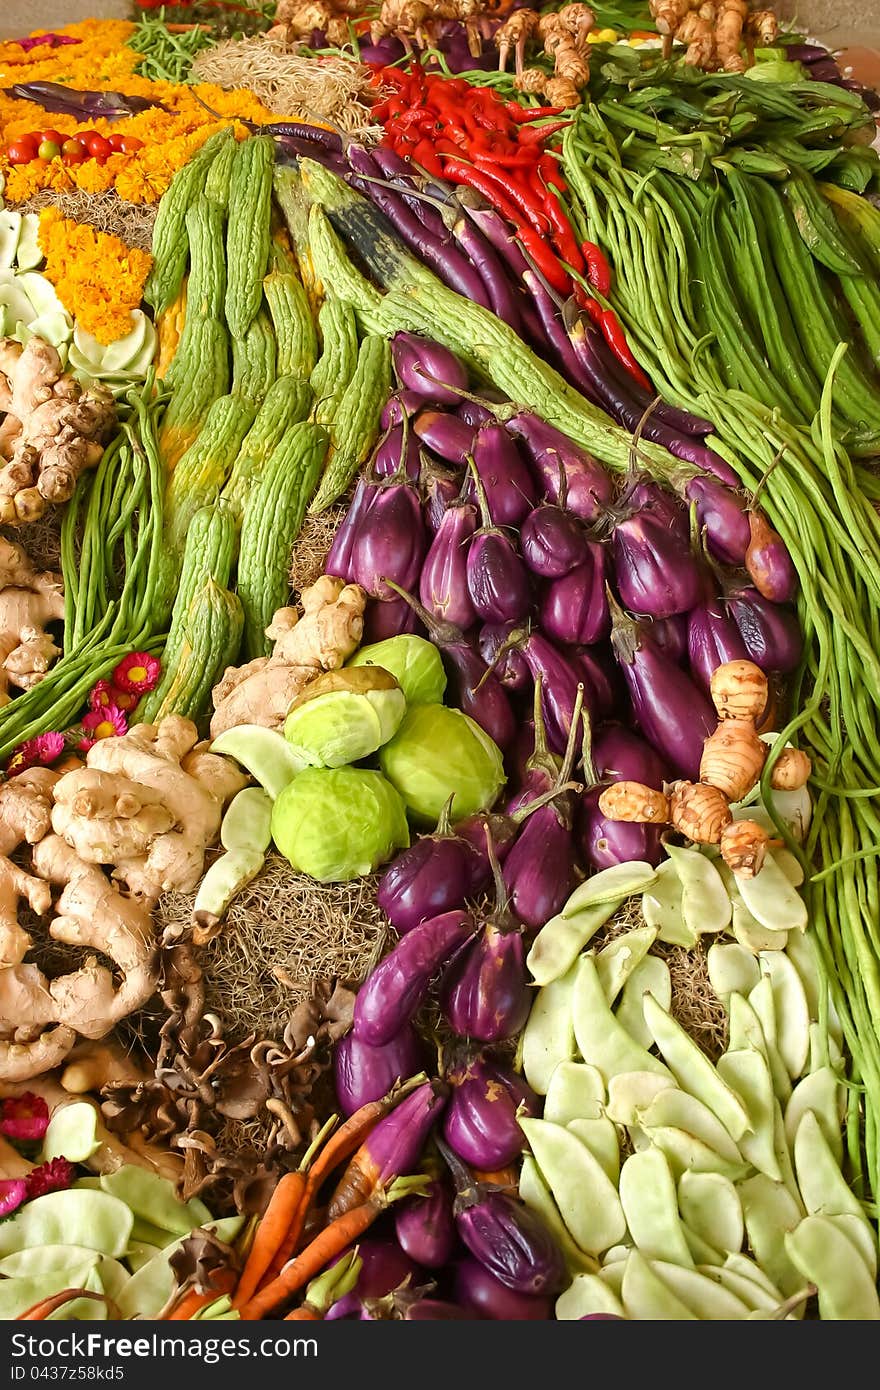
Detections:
[646, 613, 688, 665]
[373, 423, 421, 481]
[377, 809, 486, 935]
[413, 409, 476, 465]
[469, 421, 536, 527]
[328, 1081, 448, 1220]
[520, 503, 588, 579]
[440, 921, 530, 1043]
[611, 603, 715, 779]
[351, 481, 426, 601]
[353, 911, 475, 1047]
[540, 542, 610, 646]
[392, 332, 469, 406]
[419, 499, 479, 628]
[325, 476, 378, 582]
[612, 510, 704, 618]
[680, 474, 751, 566]
[478, 621, 531, 691]
[726, 586, 803, 673]
[334, 1025, 425, 1117]
[687, 598, 749, 692]
[514, 629, 592, 752]
[439, 1140, 565, 1297]
[507, 412, 612, 521]
[568, 643, 618, 719]
[421, 458, 464, 533]
[394, 1178, 457, 1269]
[442, 1054, 539, 1170]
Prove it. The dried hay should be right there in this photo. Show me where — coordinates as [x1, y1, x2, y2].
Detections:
[191, 36, 382, 135]
[288, 502, 347, 597]
[2, 511, 63, 578]
[157, 852, 391, 1043]
[16, 189, 157, 255]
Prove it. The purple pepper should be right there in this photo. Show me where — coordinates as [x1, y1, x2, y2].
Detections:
[392, 332, 470, 406]
[377, 811, 486, 935]
[540, 543, 610, 647]
[353, 911, 476, 1047]
[612, 510, 704, 618]
[394, 1178, 457, 1268]
[687, 598, 749, 692]
[610, 604, 715, 779]
[745, 511, 798, 604]
[469, 422, 536, 528]
[440, 921, 530, 1043]
[419, 499, 479, 628]
[726, 587, 803, 673]
[453, 1257, 553, 1320]
[478, 622, 531, 692]
[334, 1025, 425, 1117]
[325, 476, 378, 582]
[351, 482, 426, 601]
[520, 503, 588, 579]
[439, 1140, 565, 1297]
[442, 1054, 539, 1171]
[507, 413, 613, 521]
[413, 409, 476, 465]
[682, 474, 751, 566]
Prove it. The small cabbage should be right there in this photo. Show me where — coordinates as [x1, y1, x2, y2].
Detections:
[379, 703, 506, 824]
[283, 668, 406, 767]
[271, 767, 410, 881]
[347, 635, 447, 705]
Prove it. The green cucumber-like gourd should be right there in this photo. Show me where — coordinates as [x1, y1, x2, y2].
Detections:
[171, 195, 225, 338]
[310, 294, 358, 426]
[308, 333, 390, 514]
[237, 421, 329, 658]
[225, 134, 275, 340]
[140, 576, 244, 728]
[221, 374, 313, 522]
[231, 305, 277, 407]
[263, 265, 317, 379]
[144, 128, 234, 316]
[157, 314, 229, 469]
[154, 501, 236, 645]
[204, 133, 238, 209]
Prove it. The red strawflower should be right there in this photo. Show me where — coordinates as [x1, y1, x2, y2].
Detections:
[112, 652, 161, 696]
[81, 705, 128, 744]
[4, 732, 65, 778]
[0, 1179, 27, 1217]
[25, 1157, 74, 1200]
[0, 1093, 49, 1142]
[88, 680, 115, 712]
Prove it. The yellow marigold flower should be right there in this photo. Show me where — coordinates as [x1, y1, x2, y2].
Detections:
[38, 207, 153, 345]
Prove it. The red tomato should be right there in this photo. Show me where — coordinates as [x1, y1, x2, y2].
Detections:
[107, 133, 126, 152]
[5, 137, 38, 165]
[61, 140, 86, 165]
[71, 130, 94, 148]
[113, 134, 144, 154]
[86, 133, 112, 161]
[38, 129, 63, 146]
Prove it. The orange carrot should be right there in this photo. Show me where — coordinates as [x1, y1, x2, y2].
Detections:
[164, 1269, 237, 1321]
[474, 1165, 518, 1189]
[283, 1305, 322, 1320]
[232, 1171, 306, 1309]
[238, 1199, 381, 1321]
[17, 1290, 107, 1320]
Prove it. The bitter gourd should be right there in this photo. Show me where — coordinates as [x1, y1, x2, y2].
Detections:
[231, 305, 277, 407]
[225, 134, 275, 339]
[221, 374, 313, 523]
[309, 294, 358, 426]
[144, 127, 234, 316]
[308, 334, 390, 513]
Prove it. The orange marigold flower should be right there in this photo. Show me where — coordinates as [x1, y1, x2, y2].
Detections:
[38, 207, 152, 344]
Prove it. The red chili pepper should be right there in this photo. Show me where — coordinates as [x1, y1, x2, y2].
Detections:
[582, 241, 612, 297]
[411, 138, 444, 177]
[517, 119, 573, 145]
[438, 157, 525, 227]
[506, 104, 566, 122]
[575, 285, 602, 318]
[599, 309, 652, 390]
[517, 224, 572, 296]
[471, 160, 551, 233]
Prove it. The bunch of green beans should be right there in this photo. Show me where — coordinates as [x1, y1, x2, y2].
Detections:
[128, 11, 217, 84]
[563, 113, 880, 1209]
[0, 377, 168, 761]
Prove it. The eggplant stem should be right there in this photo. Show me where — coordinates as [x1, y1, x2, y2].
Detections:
[749, 444, 786, 510]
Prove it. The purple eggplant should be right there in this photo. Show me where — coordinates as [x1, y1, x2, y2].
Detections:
[744, 510, 798, 604]
[610, 604, 715, 778]
[452, 215, 524, 331]
[625, 479, 689, 537]
[612, 510, 704, 618]
[442, 1054, 539, 1170]
[362, 596, 421, 642]
[520, 503, 588, 579]
[381, 390, 425, 428]
[353, 911, 475, 1047]
[325, 476, 378, 582]
[687, 598, 749, 692]
[413, 409, 476, 465]
[421, 458, 463, 533]
[579, 724, 666, 870]
[507, 413, 612, 521]
[726, 586, 803, 673]
[441, 921, 530, 1043]
[401, 1297, 476, 1320]
[457, 398, 495, 428]
[647, 613, 688, 665]
[466, 529, 532, 625]
[338, 1236, 422, 1301]
[478, 621, 531, 692]
[328, 1081, 449, 1221]
[372, 423, 421, 481]
[420, 499, 479, 627]
[565, 645, 617, 722]
[540, 543, 610, 647]
[469, 422, 536, 528]
[439, 1141, 565, 1297]
[515, 629, 591, 753]
[392, 332, 470, 406]
[453, 1257, 553, 1320]
[351, 482, 426, 601]
[394, 1178, 457, 1268]
[334, 1025, 425, 1117]
[680, 474, 751, 566]
[357, 36, 406, 62]
[377, 811, 486, 935]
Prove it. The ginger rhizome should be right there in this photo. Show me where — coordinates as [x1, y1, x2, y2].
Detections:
[649, 0, 778, 71]
[209, 576, 366, 738]
[0, 536, 64, 703]
[0, 336, 116, 526]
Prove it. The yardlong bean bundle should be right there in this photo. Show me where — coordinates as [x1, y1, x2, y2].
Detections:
[563, 115, 880, 1205]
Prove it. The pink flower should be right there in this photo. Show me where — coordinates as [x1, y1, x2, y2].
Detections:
[0, 1093, 49, 1142]
[80, 705, 128, 744]
[112, 652, 161, 696]
[0, 1179, 27, 1217]
[25, 1157, 74, 1200]
[4, 732, 65, 778]
[88, 680, 115, 712]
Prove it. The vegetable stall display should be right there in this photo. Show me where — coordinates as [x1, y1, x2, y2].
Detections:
[0, 0, 879, 1324]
